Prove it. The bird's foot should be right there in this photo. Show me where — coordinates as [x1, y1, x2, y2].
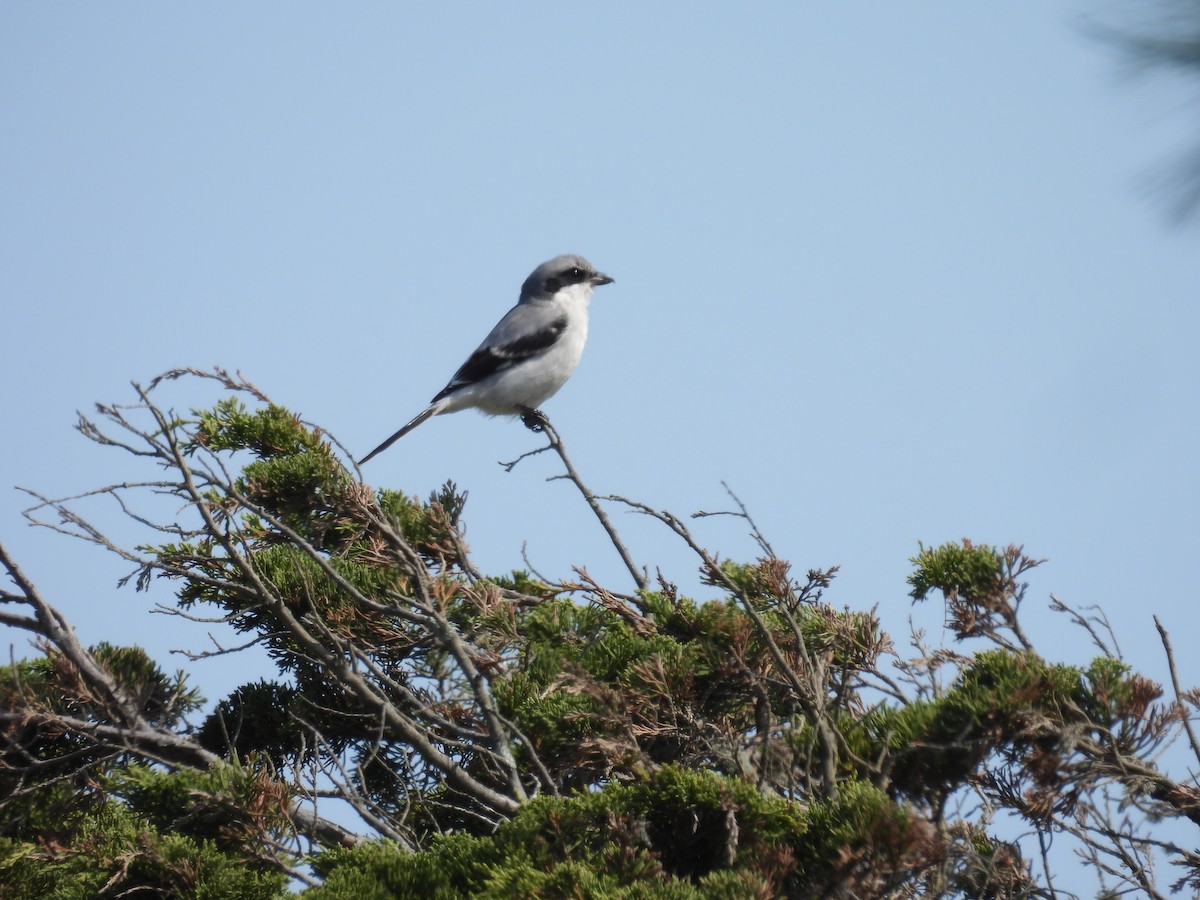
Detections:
[519, 406, 549, 433]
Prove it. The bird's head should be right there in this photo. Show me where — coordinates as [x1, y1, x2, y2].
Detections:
[520, 254, 613, 303]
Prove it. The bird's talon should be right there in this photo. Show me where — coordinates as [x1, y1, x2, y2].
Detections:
[520, 407, 548, 432]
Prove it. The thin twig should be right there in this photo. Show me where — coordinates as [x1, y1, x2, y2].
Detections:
[1153, 615, 1200, 766]
[500, 412, 648, 591]
[692, 481, 776, 558]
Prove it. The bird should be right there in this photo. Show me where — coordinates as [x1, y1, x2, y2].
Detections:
[358, 254, 613, 465]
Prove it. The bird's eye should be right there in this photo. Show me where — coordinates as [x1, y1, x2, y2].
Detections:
[569, 267, 583, 280]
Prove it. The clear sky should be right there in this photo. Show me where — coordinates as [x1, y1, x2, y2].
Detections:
[3, 2, 1198, 886]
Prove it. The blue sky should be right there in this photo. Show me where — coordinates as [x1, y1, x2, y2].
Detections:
[3, 1, 1199, 883]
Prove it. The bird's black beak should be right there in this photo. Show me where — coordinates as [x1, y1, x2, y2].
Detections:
[590, 272, 614, 287]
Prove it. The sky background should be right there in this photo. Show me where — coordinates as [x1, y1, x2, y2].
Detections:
[2, 3, 1198, 889]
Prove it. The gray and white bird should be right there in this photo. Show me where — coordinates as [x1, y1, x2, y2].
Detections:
[358, 254, 613, 464]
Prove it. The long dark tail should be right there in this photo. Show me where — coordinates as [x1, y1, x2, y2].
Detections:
[358, 404, 439, 465]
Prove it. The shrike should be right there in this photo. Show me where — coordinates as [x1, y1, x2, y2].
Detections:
[358, 254, 613, 465]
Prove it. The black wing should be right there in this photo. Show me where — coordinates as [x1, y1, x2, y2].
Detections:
[432, 313, 568, 402]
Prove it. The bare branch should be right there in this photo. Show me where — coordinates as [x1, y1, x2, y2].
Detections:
[500, 412, 648, 591]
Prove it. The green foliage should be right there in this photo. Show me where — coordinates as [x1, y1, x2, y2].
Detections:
[0, 643, 201, 729]
[306, 767, 929, 899]
[92, 642, 205, 726]
[0, 769, 288, 900]
[0, 645, 203, 812]
[5, 384, 1188, 897]
[191, 397, 358, 552]
[869, 649, 1154, 805]
[106, 762, 293, 850]
[198, 679, 307, 763]
[492, 593, 760, 789]
[193, 397, 320, 458]
[907, 539, 1004, 604]
[375, 481, 468, 555]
